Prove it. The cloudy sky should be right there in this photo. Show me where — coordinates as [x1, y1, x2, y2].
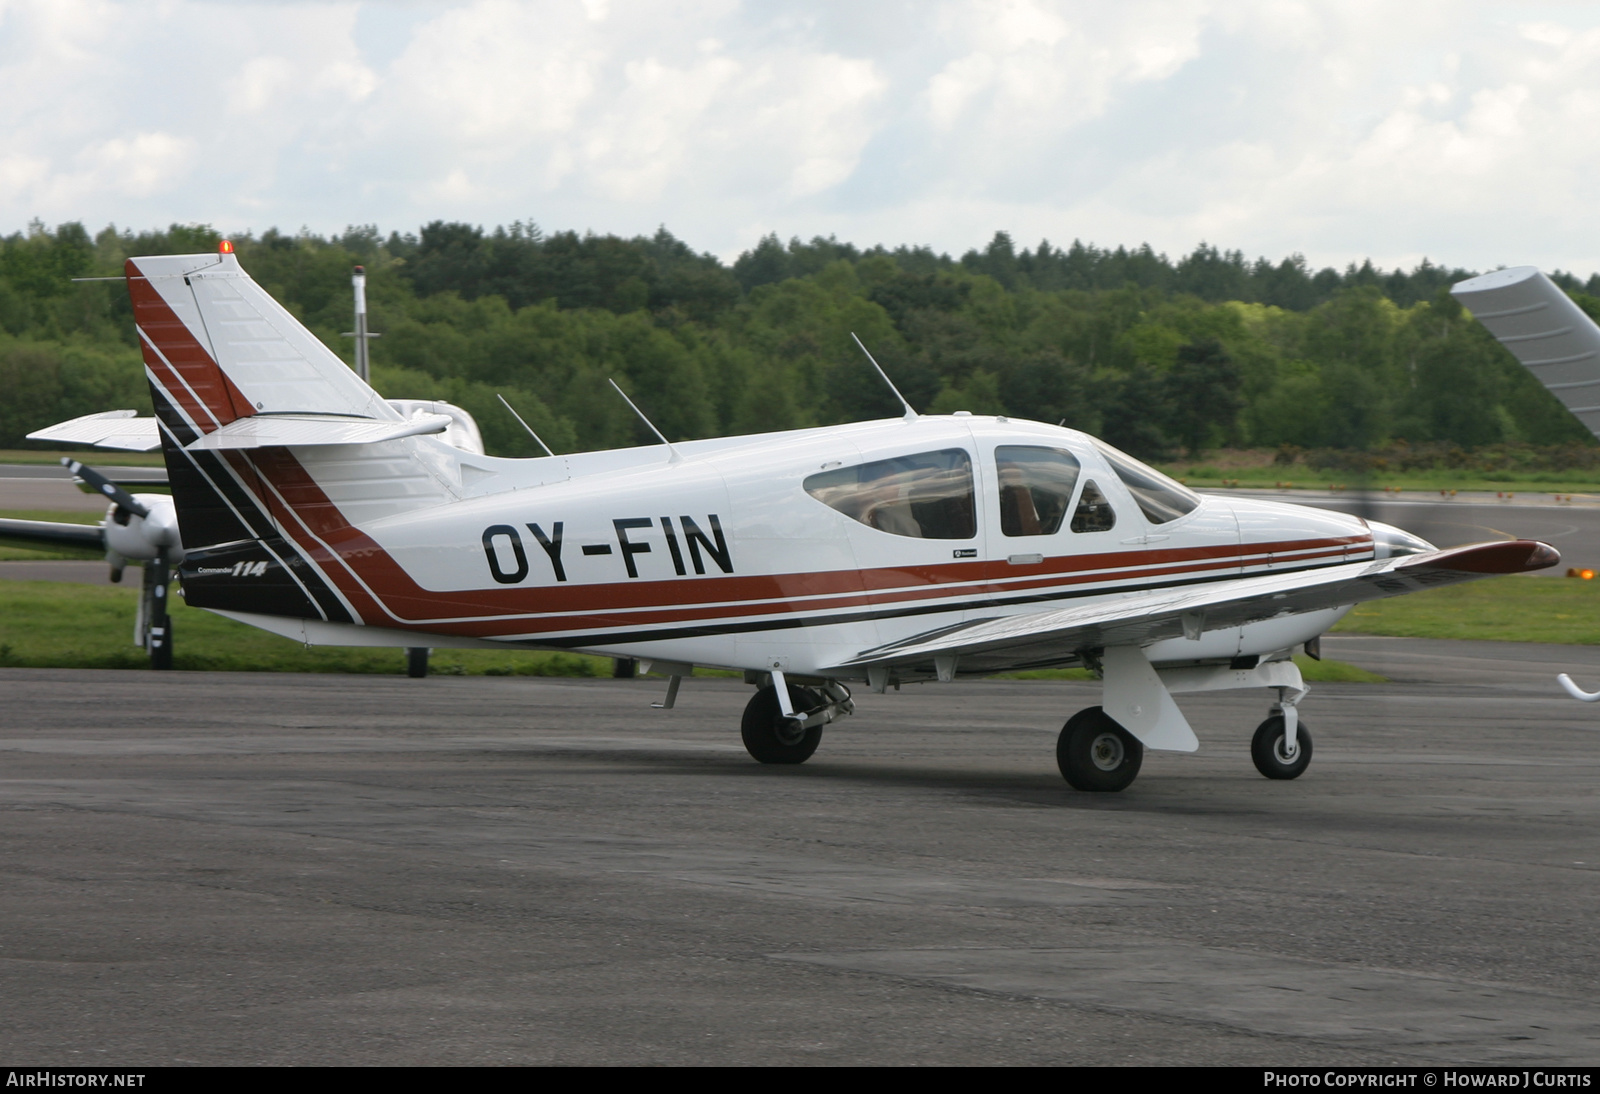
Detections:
[4, 0, 1600, 274]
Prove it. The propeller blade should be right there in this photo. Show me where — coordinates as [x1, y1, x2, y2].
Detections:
[63, 457, 149, 520]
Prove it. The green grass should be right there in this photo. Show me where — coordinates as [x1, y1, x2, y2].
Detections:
[0, 579, 614, 675]
[1292, 655, 1388, 683]
[1156, 452, 1600, 495]
[1171, 471, 1600, 496]
[1334, 575, 1600, 644]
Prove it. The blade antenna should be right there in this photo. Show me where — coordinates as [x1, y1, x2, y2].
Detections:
[851, 332, 916, 422]
[608, 379, 682, 463]
[496, 394, 556, 457]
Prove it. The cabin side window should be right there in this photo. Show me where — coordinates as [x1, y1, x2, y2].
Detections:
[804, 448, 976, 539]
[996, 446, 1082, 537]
[1070, 481, 1117, 532]
[1093, 441, 1201, 525]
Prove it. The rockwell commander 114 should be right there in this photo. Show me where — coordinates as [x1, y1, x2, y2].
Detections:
[26, 244, 1562, 792]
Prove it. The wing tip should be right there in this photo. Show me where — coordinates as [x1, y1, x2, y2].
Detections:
[1402, 539, 1560, 575]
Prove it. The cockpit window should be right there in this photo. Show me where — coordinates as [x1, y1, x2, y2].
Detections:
[1070, 481, 1117, 533]
[996, 446, 1081, 536]
[804, 448, 975, 539]
[1093, 440, 1200, 525]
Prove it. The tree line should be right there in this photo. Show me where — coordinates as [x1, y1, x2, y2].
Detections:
[1, 218, 1594, 461]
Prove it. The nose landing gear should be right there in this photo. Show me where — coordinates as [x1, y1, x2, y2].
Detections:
[1251, 714, 1313, 779]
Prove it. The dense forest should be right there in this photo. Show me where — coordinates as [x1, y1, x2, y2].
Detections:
[2, 218, 1596, 462]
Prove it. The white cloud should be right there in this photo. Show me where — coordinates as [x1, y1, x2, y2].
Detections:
[79, 132, 195, 198]
[3, 0, 1600, 275]
[381, 1, 601, 145]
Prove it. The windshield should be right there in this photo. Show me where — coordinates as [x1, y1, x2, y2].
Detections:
[1092, 440, 1200, 525]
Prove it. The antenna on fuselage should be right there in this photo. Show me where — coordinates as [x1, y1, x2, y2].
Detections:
[851, 332, 917, 422]
[496, 394, 556, 457]
[608, 378, 682, 463]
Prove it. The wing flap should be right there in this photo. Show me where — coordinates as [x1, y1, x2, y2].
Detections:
[830, 539, 1558, 673]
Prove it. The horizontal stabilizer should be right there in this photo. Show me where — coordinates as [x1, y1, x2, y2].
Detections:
[832, 539, 1558, 675]
[184, 412, 452, 451]
[26, 411, 161, 452]
[1452, 267, 1600, 438]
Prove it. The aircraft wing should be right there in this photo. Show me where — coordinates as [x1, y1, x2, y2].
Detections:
[0, 517, 105, 550]
[829, 540, 1557, 675]
[1452, 267, 1600, 438]
[26, 411, 161, 451]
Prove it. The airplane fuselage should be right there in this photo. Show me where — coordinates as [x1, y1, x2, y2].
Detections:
[185, 413, 1381, 681]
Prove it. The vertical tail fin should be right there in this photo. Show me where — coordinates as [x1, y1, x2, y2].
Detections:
[127, 250, 397, 430]
[127, 249, 401, 625]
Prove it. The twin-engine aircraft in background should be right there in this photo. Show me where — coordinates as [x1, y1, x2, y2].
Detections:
[19, 244, 1562, 791]
[6, 400, 484, 671]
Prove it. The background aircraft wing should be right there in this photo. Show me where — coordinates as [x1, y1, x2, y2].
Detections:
[1452, 267, 1600, 438]
[829, 540, 1557, 676]
[0, 517, 104, 550]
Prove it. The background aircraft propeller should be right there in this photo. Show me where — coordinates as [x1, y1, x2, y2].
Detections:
[0, 457, 180, 669]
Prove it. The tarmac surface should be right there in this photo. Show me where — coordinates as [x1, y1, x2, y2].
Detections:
[0, 463, 166, 514]
[3, 634, 1599, 1065]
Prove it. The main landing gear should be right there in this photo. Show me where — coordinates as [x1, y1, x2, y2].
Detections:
[739, 676, 855, 765]
[1056, 707, 1143, 792]
[1056, 686, 1313, 791]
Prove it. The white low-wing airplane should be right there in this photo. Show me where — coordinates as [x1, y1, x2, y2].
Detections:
[98, 244, 1558, 790]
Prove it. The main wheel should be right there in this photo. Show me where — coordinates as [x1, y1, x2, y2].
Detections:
[406, 647, 430, 678]
[741, 684, 823, 765]
[1056, 706, 1143, 792]
[1251, 715, 1312, 780]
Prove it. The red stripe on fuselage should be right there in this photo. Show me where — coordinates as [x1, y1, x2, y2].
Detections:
[223, 447, 1372, 638]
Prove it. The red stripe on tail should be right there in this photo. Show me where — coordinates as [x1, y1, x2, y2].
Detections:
[126, 259, 255, 431]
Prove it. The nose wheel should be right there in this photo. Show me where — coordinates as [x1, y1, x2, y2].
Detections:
[1057, 706, 1143, 792]
[1251, 714, 1312, 779]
